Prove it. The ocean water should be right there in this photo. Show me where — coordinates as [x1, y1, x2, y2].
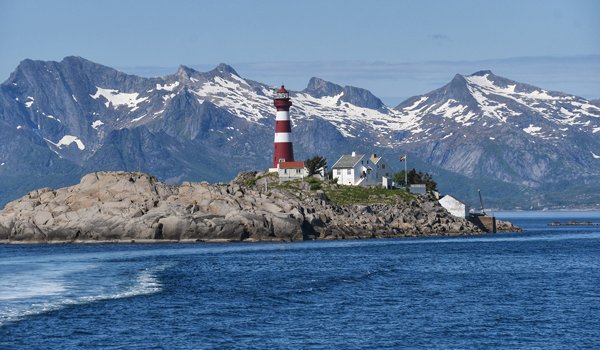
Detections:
[1, 211, 599, 349]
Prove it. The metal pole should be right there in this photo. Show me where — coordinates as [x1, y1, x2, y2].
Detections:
[404, 154, 408, 188]
[478, 188, 486, 215]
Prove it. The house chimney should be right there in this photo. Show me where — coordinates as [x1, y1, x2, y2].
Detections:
[352, 151, 356, 157]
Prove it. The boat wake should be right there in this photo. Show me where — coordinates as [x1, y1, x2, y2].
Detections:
[0, 263, 170, 327]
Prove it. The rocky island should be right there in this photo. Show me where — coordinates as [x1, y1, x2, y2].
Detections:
[0, 171, 520, 243]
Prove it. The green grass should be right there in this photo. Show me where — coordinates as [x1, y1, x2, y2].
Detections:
[241, 172, 277, 188]
[324, 185, 413, 205]
[274, 179, 303, 190]
[271, 177, 414, 206]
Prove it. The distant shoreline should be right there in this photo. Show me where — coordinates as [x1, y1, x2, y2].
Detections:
[494, 209, 600, 212]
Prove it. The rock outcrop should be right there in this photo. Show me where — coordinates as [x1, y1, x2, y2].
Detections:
[496, 219, 522, 233]
[0, 171, 515, 243]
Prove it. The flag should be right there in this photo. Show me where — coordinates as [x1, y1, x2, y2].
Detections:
[399, 155, 406, 161]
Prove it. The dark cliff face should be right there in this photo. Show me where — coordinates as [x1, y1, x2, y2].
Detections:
[340, 85, 384, 109]
[0, 57, 599, 209]
[303, 77, 384, 109]
[304, 77, 344, 98]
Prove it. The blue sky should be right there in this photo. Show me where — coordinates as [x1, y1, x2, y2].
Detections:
[1, 0, 598, 104]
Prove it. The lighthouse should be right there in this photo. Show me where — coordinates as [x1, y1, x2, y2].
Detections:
[271, 85, 295, 168]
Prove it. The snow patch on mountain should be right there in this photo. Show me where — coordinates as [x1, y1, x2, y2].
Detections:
[90, 87, 148, 110]
[229, 74, 249, 86]
[45, 135, 85, 151]
[523, 124, 542, 135]
[465, 73, 600, 129]
[24, 96, 34, 108]
[162, 93, 176, 102]
[434, 99, 469, 119]
[407, 96, 429, 110]
[91, 120, 104, 129]
[292, 92, 404, 138]
[131, 114, 147, 123]
[191, 78, 273, 123]
[156, 81, 179, 91]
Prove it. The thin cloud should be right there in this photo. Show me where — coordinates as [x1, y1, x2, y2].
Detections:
[428, 33, 450, 41]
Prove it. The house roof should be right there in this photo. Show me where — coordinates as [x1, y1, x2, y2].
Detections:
[440, 195, 466, 205]
[370, 154, 382, 164]
[278, 161, 305, 169]
[332, 154, 365, 168]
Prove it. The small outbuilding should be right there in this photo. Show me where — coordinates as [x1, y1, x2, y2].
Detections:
[438, 195, 470, 219]
[409, 184, 427, 194]
[277, 161, 307, 180]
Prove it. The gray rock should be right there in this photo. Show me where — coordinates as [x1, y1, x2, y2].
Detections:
[0, 171, 502, 243]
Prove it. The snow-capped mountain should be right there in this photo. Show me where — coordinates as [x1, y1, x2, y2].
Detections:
[0, 57, 599, 208]
[393, 70, 600, 187]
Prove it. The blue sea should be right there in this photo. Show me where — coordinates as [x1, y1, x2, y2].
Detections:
[1, 211, 599, 349]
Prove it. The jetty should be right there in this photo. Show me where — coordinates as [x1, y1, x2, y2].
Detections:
[547, 221, 600, 227]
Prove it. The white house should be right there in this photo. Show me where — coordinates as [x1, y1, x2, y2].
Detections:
[276, 161, 307, 180]
[438, 195, 470, 219]
[331, 152, 392, 187]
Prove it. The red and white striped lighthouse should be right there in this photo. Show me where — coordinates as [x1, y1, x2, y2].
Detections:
[272, 85, 294, 168]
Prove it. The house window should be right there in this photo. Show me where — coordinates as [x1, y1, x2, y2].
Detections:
[347, 169, 351, 175]
[382, 164, 385, 169]
[336, 169, 341, 175]
[296, 169, 300, 173]
[361, 161, 363, 164]
[284, 169, 287, 174]
[367, 160, 369, 164]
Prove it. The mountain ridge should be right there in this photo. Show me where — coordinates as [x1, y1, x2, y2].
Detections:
[1, 56, 599, 209]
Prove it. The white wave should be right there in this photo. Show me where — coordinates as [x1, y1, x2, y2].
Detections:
[0, 263, 169, 327]
[0, 280, 65, 301]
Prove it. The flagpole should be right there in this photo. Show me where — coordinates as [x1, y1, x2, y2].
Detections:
[404, 154, 408, 188]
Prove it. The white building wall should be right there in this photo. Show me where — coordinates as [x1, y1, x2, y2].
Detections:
[278, 167, 306, 180]
[439, 195, 469, 218]
[361, 162, 391, 186]
[334, 168, 351, 185]
[378, 160, 391, 179]
[354, 164, 363, 184]
[333, 158, 393, 187]
[334, 164, 366, 185]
